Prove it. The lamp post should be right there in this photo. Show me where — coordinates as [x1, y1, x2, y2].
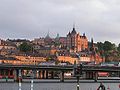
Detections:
[74, 60, 80, 90]
[76, 76, 80, 90]
[74, 60, 82, 90]
[31, 71, 34, 90]
[31, 79, 33, 90]
[18, 69, 22, 90]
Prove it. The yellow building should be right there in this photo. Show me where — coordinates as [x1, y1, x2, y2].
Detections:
[38, 46, 57, 56]
[15, 55, 46, 65]
[57, 56, 78, 64]
[0, 56, 20, 64]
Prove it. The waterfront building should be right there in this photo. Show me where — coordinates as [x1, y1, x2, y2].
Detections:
[57, 55, 77, 64]
[15, 55, 46, 65]
[0, 55, 20, 64]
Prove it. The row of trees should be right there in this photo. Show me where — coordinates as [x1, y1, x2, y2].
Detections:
[97, 41, 120, 62]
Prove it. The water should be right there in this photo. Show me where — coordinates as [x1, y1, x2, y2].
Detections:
[0, 82, 120, 90]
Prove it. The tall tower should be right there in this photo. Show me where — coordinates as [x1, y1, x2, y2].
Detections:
[45, 30, 52, 45]
[56, 33, 59, 39]
[45, 30, 50, 38]
[90, 38, 94, 51]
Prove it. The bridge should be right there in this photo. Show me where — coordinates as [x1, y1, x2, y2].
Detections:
[0, 64, 120, 82]
[1, 64, 120, 71]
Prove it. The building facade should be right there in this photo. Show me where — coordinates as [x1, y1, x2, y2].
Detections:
[66, 27, 88, 52]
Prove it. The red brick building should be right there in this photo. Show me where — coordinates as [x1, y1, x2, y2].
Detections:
[65, 27, 88, 52]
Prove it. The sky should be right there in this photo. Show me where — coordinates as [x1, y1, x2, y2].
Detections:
[0, 0, 120, 45]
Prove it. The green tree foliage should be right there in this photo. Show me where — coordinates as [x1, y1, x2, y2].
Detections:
[97, 42, 103, 51]
[103, 41, 115, 51]
[117, 43, 120, 52]
[97, 41, 116, 52]
[97, 41, 117, 61]
[19, 42, 32, 52]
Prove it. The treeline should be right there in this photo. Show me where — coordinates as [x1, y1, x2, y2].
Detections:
[96, 41, 120, 62]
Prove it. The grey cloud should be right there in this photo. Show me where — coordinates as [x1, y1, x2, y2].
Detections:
[0, 0, 120, 44]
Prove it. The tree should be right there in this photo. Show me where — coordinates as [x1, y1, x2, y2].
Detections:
[97, 41, 118, 62]
[97, 42, 104, 51]
[19, 42, 32, 52]
[103, 41, 114, 51]
[117, 43, 120, 52]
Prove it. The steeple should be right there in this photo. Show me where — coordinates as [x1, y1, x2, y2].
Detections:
[83, 33, 86, 36]
[56, 33, 59, 39]
[68, 31, 71, 35]
[90, 38, 94, 51]
[67, 31, 71, 37]
[45, 30, 50, 38]
[91, 38, 93, 44]
[73, 23, 75, 30]
[71, 24, 77, 34]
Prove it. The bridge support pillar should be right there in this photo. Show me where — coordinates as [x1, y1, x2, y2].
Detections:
[51, 71, 54, 79]
[0, 70, 1, 76]
[39, 71, 42, 79]
[90, 72, 93, 79]
[8, 69, 10, 77]
[42, 70, 45, 79]
[33, 70, 37, 78]
[86, 72, 89, 79]
[3, 69, 6, 77]
[86, 72, 93, 79]
[0, 69, 4, 76]
[18, 69, 22, 82]
[60, 71, 64, 82]
[14, 69, 18, 82]
[14, 69, 22, 82]
[94, 72, 98, 82]
[36, 70, 40, 79]
[36, 70, 39, 79]
[118, 72, 120, 77]
[46, 70, 48, 79]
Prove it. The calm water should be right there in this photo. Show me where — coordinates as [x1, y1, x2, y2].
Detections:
[0, 82, 120, 90]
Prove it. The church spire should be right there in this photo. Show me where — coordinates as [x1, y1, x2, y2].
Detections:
[90, 38, 94, 51]
[73, 23, 75, 29]
[91, 38, 93, 46]
[46, 30, 50, 38]
[56, 33, 59, 39]
[71, 23, 77, 34]
[83, 33, 86, 36]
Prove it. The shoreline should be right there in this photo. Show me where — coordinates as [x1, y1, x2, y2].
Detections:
[0, 78, 120, 83]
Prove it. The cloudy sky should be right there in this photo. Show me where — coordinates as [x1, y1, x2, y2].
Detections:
[0, 0, 120, 45]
